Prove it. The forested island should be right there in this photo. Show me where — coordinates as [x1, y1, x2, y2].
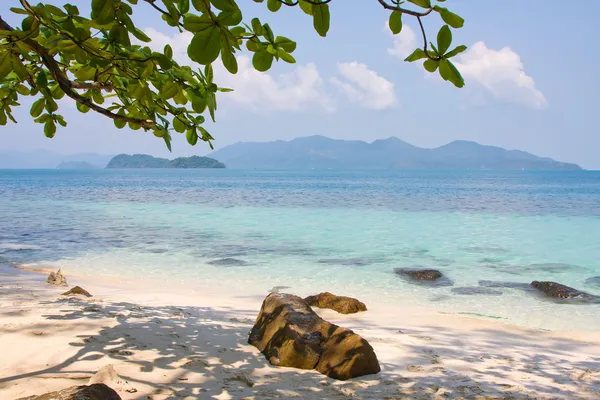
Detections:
[106, 154, 226, 169]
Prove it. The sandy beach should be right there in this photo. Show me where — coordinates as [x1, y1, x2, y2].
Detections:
[1, 264, 599, 400]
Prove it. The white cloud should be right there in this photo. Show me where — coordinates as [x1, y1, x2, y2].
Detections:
[142, 29, 335, 113]
[330, 62, 398, 110]
[386, 25, 417, 59]
[384, 22, 547, 109]
[454, 41, 547, 109]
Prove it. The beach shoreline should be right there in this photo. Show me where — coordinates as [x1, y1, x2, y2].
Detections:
[1, 264, 599, 399]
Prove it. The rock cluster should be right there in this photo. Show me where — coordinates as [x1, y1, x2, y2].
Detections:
[248, 293, 380, 380]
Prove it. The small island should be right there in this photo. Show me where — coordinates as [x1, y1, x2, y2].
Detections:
[106, 154, 226, 169]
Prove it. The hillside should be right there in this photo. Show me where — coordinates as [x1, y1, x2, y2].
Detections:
[106, 154, 225, 169]
[209, 136, 582, 170]
[0, 150, 113, 169]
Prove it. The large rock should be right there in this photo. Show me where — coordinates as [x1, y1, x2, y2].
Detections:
[304, 292, 367, 314]
[16, 384, 121, 400]
[530, 281, 598, 302]
[47, 269, 67, 286]
[248, 293, 380, 380]
[62, 285, 92, 297]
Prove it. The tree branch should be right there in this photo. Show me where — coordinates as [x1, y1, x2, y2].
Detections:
[0, 15, 154, 129]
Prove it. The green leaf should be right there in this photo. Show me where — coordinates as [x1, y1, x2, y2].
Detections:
[114, 111, 127, 128]
[186, 128, 198, 145]
[404, 48, 427, 62]
[36, 71, 48, 89]
[131, 28, 151, 43]
[44, 120, 56, 138]
[30, 98, 46, 118]
[64, 4, 80, 15]
[45, 97, 58, 113]
[436, 25, 452, 55]
[0, 54, 12, 77]
[252, 50, 273, 72]
[210, 0, 237, 11]
[221, 38, 238, 74]
[246, 39, 259, 52]
[0, 111, 6, 126]
[277, 49, 296, 64]
[188, 26, 221, 64]
[388, 11, 402, 35]
[408, 0, 431, 8]
[16, 84, 30, 95]
[160, 82, 180, 99]
[165, 44, 173, 59]
[251, 18, 263, 35]
[178, 0, 190, 13]
[267, 0, 282, 12]
[423, 58, 439, 73]
[275, 36, 296, 52]
[76, 101, 90, 113]
[173, 116, 187, 133]
[438, 59, 464, 88]
[312, 3, 330, 37]
[183, 14, 214, 32]
[91, 0, 116, 25]
[192, 0, 210, 13]
[9, 7, 29, 15]
[445, 44, 467, 58]
[434, 6, 464, 29]
[163, 134, 172, 152]
[298, 0, 312, 15]
[218, 9, 243, 25]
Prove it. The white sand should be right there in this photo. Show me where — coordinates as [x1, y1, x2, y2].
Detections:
[1, 264, 599, 400]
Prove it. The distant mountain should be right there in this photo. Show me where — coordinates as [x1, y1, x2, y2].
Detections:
[0, 150, 113, 169]
[209, 136, 582, 170]
[56, 161, 99, 169]
[106, 154, 225, 169]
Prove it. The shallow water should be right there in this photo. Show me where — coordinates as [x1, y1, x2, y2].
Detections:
[1, 169, 599, 331]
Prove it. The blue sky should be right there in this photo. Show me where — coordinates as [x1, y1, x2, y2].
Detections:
[1, 1, 599, 168]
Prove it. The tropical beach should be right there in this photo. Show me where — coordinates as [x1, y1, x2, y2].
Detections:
[2, 0, 600, 398]
[1, 263, 599, 400]
[1, 169, 600, 399]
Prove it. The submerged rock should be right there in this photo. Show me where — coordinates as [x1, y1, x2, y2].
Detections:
[207, 257, 250, 267]
[304, 292, 367, 314]
[62, 286, 92, 297]
[47, 269, 67, 286]
[395, 268, 442, 280]
[16, 384, 121, 400]
[395, 268, 453, 286]
[248, 293, 380, 380]
[530, 281, 598, 302]
[478, 280, 531, 290]
[585, 276, 600, 288]
[451, 287, 503, 296]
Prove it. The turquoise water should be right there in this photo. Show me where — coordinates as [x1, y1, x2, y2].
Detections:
[1, 169, 599, 331]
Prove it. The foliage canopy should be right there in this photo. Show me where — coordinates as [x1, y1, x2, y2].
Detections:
[0, 0, 466, 149]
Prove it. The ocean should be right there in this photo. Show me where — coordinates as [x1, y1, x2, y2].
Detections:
[1, 169, 599, 331]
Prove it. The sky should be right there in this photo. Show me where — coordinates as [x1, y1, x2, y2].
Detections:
[1, 0, 599, 168]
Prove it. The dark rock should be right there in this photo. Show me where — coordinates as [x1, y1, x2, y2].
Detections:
[207, 258, 250, 267]
[47, 269, 67, 286]
[451, 287, 503, 296]
[304, 292, 367, 314]
[62, 286, 92, 297]
[395, 268, 453, 286]
[396, 268, 442, 280]
[16, 384, 121, 400]
[530, 281, 598, 302]
[248, 293, 380, 380]
[585, 276, 600, 288]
